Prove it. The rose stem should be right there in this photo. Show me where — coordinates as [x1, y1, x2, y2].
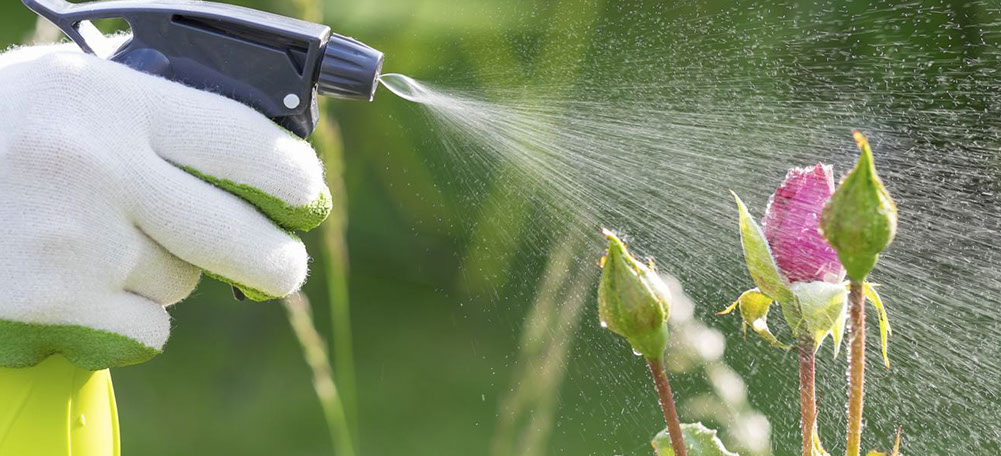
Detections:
[846, 280, 866, 456]
[647, 356, 688, 456]
[799, 336, 817, 456]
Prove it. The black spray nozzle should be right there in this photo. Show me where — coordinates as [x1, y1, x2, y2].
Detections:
[22, 0, 385, 138]
[318, 34, 384, 101]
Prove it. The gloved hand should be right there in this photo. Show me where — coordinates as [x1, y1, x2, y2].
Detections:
[0, 41, 331, 370]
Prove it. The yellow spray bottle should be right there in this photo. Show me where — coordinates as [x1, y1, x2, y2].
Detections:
[0, 355, 119, 456]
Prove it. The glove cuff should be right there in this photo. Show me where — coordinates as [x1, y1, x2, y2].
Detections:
[0, 319, 159, 370]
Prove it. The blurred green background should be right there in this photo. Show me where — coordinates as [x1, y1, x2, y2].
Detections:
[3, 1, 999, 455]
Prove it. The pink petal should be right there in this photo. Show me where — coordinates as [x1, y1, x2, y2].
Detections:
[762, 163, 845, 283]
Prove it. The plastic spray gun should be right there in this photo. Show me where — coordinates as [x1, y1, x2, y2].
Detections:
[23, 0, 384, 137]
[0, 1, 384, 455]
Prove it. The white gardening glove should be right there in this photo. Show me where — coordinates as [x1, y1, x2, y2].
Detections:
[0, 42, 331, 370]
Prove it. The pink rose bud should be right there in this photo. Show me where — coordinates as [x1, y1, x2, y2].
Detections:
[761, 163, 845, 284]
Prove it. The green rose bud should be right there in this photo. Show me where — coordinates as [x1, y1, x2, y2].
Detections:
[597, 229, 671, 359]
[820, 131, 898, 281]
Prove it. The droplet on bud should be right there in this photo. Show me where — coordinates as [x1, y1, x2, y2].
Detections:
[597, 229, 672, 359]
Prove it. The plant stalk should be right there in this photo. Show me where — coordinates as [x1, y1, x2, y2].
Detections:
[846, 280, 866, 456]
[316, 118, 359, 443]
[647, 356, 687, 456]
[798, 336, 817, 456]
[289, 0, 360, 443]
[283, 293, 355, 456]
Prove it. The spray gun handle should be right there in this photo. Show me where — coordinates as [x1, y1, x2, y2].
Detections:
[23, 0, 335, 137]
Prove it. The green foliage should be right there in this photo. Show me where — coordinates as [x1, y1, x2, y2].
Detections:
[790, 281, 848, 356]
[864, 282, 892, 368]
[730, 191, 796, 305]
[810, 422, 831, 456]
[717, 288, 789, 349]
[819, 131, 897, 281]
[652, 423, 739, 456]
[865, 427, 902, 456]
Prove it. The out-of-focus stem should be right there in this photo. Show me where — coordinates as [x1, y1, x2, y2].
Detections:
[314, 116, 359, 443]
[845, 280, 866, 456]
[647, 357, 687, 456]
[798, 337, 816, 456]
[490, 235, 587, 456]
[283, 292, 355, 456]
[287, 0, 360, 444]
[289, 0, 323, 24]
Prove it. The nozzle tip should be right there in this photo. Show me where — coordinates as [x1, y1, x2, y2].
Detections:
[316, 34, 384, 101]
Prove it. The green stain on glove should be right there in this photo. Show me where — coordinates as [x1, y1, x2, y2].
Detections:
[203, 271, 280, 302]
[0, 319, 159, 370]
[178, 165, 331, 232]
